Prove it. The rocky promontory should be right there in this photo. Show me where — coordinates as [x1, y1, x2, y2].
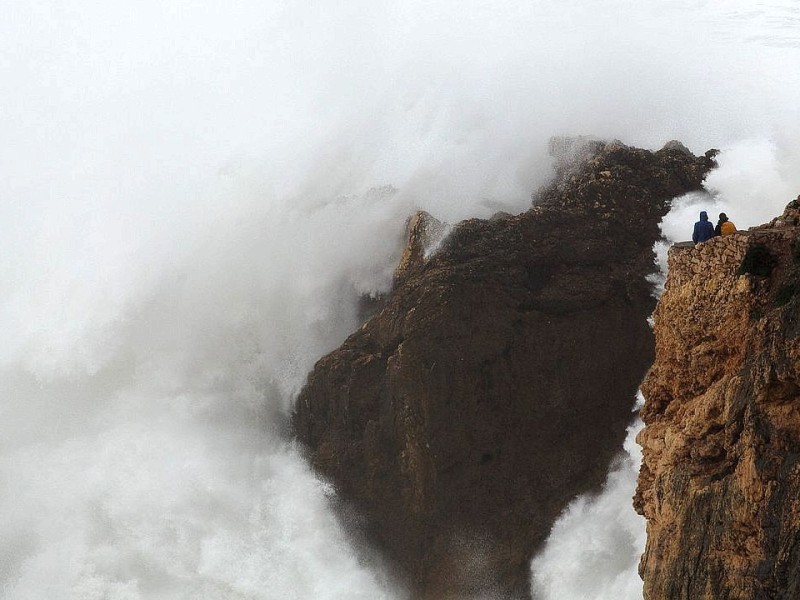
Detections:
[293, 141, 715, 597]
[636, 198, 800, 599]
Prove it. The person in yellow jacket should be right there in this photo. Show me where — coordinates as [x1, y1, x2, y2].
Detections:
[715, 212, 737, 236]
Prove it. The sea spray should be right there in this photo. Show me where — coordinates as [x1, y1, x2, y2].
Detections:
[2, 1, 800, 598]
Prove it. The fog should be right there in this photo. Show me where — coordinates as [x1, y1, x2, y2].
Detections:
[1, 1, 800, 598]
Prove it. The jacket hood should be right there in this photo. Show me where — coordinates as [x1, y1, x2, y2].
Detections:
[699, 211, 708, 221]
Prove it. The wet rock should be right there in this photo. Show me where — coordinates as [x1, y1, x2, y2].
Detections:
[661, 140, 691, 154]
[636, 202, 800, 599]
[293, 141, 713, 598]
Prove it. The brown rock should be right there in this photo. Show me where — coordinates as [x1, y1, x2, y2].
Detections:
[293, 141, 714, 598]
[636, 203, 800, 599]
[393, 211, 449, 285]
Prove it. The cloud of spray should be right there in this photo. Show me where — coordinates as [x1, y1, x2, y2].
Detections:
[2, 1, 800, 598]
[0, 183, 411, 598]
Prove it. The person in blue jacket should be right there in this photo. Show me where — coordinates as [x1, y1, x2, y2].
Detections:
[692, 211, 715, 244]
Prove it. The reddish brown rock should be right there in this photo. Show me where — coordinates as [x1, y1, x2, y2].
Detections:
[636, 199, 800, 599]
[293, 141, 715, 598]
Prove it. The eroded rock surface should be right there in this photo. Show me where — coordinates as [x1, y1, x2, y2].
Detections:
[293, 141, 715, 598]
[636, 197, 800, 600]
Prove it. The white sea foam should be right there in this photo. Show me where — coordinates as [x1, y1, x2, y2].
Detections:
[2, 1, 800, 598]
[531, 413, 646, 600]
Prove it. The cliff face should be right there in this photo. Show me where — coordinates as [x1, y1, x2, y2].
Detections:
[636, 199, 800, 599]
[293, 141, 714, 598]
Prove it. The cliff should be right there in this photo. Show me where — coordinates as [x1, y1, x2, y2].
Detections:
[292, 141, 715, 598]
[636, 198, 800, 599]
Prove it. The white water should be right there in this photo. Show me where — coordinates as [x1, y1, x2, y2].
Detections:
[2, 1, 800, 599]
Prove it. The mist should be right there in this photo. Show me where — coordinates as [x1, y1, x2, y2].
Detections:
[2, 1, 800, 598]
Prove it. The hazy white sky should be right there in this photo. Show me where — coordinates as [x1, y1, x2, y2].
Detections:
[2, 0, 799, 222]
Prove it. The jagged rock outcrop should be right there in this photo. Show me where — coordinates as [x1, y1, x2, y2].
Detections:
[636, 197, 800, 599]
[393, 211, 450, 286]
[293, 141, 715, 598]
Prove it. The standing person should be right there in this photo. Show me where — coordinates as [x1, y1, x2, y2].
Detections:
[715, 212, 737, 236]
[692, 211, 715, 243]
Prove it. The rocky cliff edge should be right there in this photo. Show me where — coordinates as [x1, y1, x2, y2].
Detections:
[636, 197, 800, 599]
